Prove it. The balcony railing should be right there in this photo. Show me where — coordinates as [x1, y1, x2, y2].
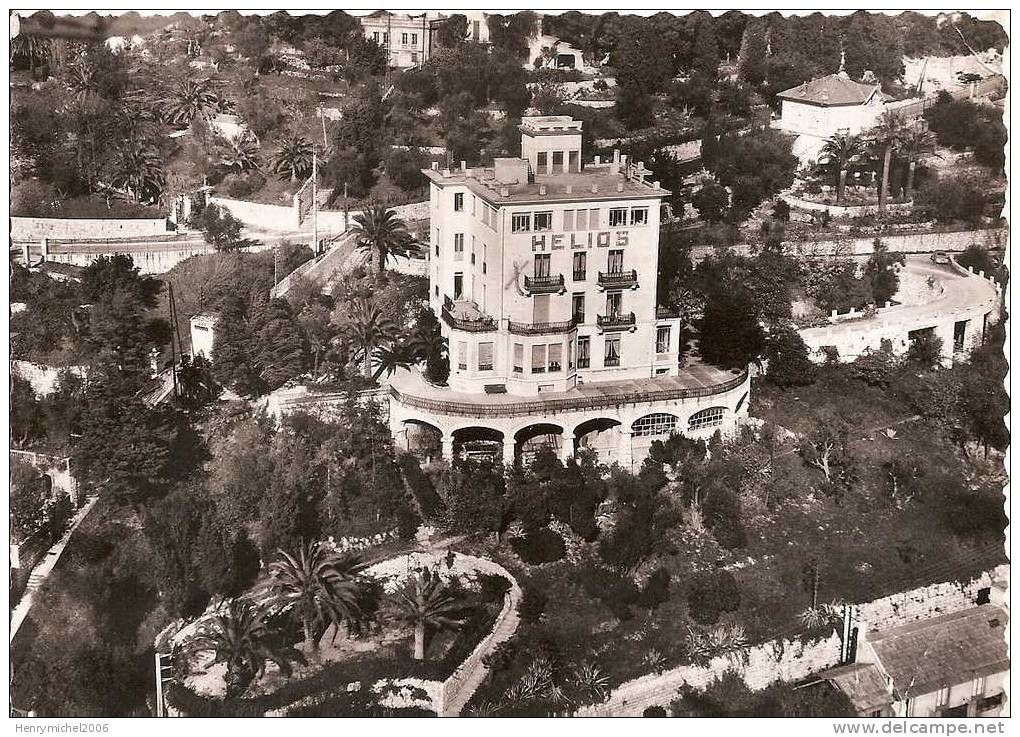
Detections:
[524, 274, 566, 294]
[597, 312, 636, 331]
[441, 299, 497, 333]
[598, 269, 638, 289]
[389, 369, 750, 419]
[573, 269, 587, 281]
[656, 306, 681, 319]
[604, 356, 621, 367]
[508, 318, 578, 336]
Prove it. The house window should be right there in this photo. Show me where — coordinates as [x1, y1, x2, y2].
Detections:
[454, 233, 465, 261]
[513, 343, 524, 373]
[552, 150, 564, 172]
[512, 213, 531, 233]
[575, 209, 588, 231]
[402, 32, 409, 45]
[569, 150, 580, 172]
[609, 207, 628, 227]
[373, 32, 380, 42]
[548, 343, 562, 372]
[563, 209, 575, 231]
[604, 336, 621, 367]
[534, 211, 553, 231]
[457, 341, 468, 371]
[572, 293, 585, 323]
[567, 338, 574, 369]
[470, 235, 476, 264]
[588, 209, 600, 229]
[607, 249, 624, 273]
[454, 272, 464, 299]
[537, 151, 548, 172]
[534, 253, 551, 278]
[577, 336, 590, 368]
[454, 192, 464, 211]
[606, 291, 622, 317]
[411, 33, 418, 45]
[483, 243, 487, 274]
[631, 207, 649, 226]
[656, 326, 671, 354]
[410, 52, 419, 64]
[531, 344, 546, 373]
[688, 407, 726, 430]
[573, 251, 586, 280]
[478, 342, 494, 371]
[633, 413, 678, 437]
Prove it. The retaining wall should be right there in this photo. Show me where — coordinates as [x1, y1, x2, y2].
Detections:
[11, 216, 171, 241]
[208, 196, 299, 232]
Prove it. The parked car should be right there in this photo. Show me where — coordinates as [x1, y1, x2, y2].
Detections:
[930, 252, 950, 265]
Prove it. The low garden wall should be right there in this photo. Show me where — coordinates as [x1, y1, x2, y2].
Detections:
[11, 215, 171, 242]
[784, 194, 914, 218]
[208, 196, 299, 232]
[575, 567, 1005, 716]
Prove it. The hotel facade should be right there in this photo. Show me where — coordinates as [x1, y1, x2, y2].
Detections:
[388, 116, 750, 467]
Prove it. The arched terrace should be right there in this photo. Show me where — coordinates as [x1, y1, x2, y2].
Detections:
[513, 422, 567, 466]
[450, 426, 506, 463]
[572, 417, 623, 464]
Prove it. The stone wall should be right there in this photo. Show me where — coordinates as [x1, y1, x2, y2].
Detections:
[42, 242, 222, 274]
[208, 196, 299, 232]
[575, 567, 1006, 717]
[11, 216, 171, 242]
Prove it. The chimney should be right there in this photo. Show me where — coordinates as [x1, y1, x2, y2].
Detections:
[442, 169, 451, 177]
[500, 186, 509, 197]
[565, 184, 573, 194]
[460, 160, 467, 171]
[616, 182, 624, 193]
[595, 155, 602, 165]
[539, 184, 547, 195]
[611, 149, 621, 173]
[431, 161, 438, 170]
[591, 185, 598, 194]
[653, 180, 661, 189]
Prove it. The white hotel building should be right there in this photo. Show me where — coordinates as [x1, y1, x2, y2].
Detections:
[388, 116, 750, 467]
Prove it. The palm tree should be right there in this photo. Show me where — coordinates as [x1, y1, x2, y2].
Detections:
[11, 34, 51, 75]
[260, 541, 372, 651]
[372, 340, 417, 381]
[110, 140, 166, 203]
[340, 299, 399, 378]
[819, 133, 866, 205]
[897, 127, 936, 201]
[386, 568, 467, 661]
[184, 599, 304, 698]
[272, 135, 314, 182]
[870, 111, 904, 216]
[218, 130, 261, 174]
[160, 77, 220, 128]
[350, 205, 416, 277]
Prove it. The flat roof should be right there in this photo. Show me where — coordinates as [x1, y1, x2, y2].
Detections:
[423, 163, 669, 206]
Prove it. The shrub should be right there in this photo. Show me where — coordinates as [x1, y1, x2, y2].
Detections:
[766, 327, 816, 388]
[906, 331, 943, 370]
[518, 582, 548, 623]
[510, 527, 566, 565]
[637, 568, 671, 610]
[575, 565, 639, 621]
[222, 170, 266, 199]
[686, 570, 741, 625]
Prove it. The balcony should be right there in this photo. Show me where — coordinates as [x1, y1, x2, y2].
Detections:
[441, 296, 497, 333]
[604, 356, 621, 367]
[656, 306, 681, 320]
[573, 269, 587, 281]
[524, 274, 566, 295]
[597, 312, 636, 332]
[508, 318, 578, 336]
[598, 269, 638, 289]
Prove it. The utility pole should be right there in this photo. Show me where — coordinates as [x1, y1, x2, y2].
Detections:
[311, 151, 319, 254]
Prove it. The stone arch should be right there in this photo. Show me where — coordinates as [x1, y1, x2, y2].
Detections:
[686, 406, 728, 433]
[631, 412, 681, 438]
[572, 417, 622, 462]
[401, 419, 443, 461]
[451, 426, 505, 462]
[513, 422, 565, 465]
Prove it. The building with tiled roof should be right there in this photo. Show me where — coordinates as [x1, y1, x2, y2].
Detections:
[774, 69, 889, 165]
[822, 604, 1009, 718]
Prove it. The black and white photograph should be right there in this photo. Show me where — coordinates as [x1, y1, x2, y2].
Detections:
[8, 6, 1009, 724]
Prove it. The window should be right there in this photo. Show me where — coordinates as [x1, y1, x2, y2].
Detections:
[552, 150, 564, 172]
[548, 343, 562, 372]
[532, 344, 546, 373]
[478, 342, 494, 371]
[410, 52, 418, 64]
[563, 209, 575, 231]
[935, 686, 949, 707]
[457, 341, 468, 371]
[606, 291, 622, 317]
[631, 207, 649, 226]
[577, 336, 590, 368]
[383, 32, 389, 43]
[688, 407, 726, 430]
[609, 207, 628, 227]
[454, 272, 464, 299]
[569, 150, 580, 172]
[373, 32, 380, 42]
[512, 213, 532, 233]
[402, 32, 408, 44]
[483, 243, 487, 274]
[589, 209, 600, 229]
[633, 413, 679, 437]
[470, 235, 476, 264]
[572, 293, 585, 323]
[575, 209, 588, 231]
[534, 253, 551, 278]
[534, 211, 553, 231]
[978, 693, 1004, 713]
[573, 251, 586, 280]
[454, 192, 464, 211]
[533, 293, 550, 323]
[567, 338, 574, 369]
[411, 33, 418, 45]
[454, 233, 465, 261]
[513, 343, 524, 373]
[656, 326, 671, 354]
[607, 249, 624, 273]
[604, 336, 621, 367]
[537, 151, 548, 172]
